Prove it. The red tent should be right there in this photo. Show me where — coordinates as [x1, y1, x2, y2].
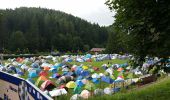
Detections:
[39, 71, 48, 76]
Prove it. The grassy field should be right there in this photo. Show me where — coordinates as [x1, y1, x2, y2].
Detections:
[89, 76, 170, 100]
[69, 59, 128, 67]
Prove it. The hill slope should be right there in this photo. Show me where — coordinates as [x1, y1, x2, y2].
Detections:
[0, 7, 108, 53]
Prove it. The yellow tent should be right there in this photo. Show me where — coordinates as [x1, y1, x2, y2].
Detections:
[66, 81, 76, 88]
[82, 66, 88, 70]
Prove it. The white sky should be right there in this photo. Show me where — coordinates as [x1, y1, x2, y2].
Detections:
[0, 0, 115, 26]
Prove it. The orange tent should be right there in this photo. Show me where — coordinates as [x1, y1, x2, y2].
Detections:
[44, 66, 50, 71]
[35, 76, 48, 86]
[117, 68, 124, 72]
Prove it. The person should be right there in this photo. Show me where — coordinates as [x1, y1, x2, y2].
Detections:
[0, 53, 3, 65]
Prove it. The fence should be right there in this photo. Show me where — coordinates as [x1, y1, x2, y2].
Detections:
[0, 71, 53, 100]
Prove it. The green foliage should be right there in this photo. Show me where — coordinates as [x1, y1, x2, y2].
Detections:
[8, 31, 27, 52]
[106, 0, 170, 67]
[0, 7, 108, 53]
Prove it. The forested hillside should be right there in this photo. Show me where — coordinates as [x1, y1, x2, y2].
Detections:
[0, 7, 108, 53]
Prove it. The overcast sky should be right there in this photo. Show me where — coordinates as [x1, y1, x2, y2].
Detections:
[0, 0, 115, 26]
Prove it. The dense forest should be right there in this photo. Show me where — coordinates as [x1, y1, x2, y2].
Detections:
[0, 7, 108, 53]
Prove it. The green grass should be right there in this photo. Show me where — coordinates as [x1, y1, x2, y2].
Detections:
[69, 59, 128, 67]
[89, 76, 170, 100]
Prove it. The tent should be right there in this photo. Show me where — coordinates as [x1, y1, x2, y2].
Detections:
[39, 71, 48, 76]
[104, 87, 113, 95]
[117, 68, 124, 72]
[66, 81, 76, 88]
[56, 76, 74, 84]
[92, 78, 100, 84]
[76, 80, 84, 87]
[73, 86, 82, 94]
[81, 70, 90, 77]
[29, 71, 38, 78]
[84, 82, 96, 91]
[21, 64, 29, 70]
[89, 68, 94, 73]
[80, 90, 90, 99]
[82, 66, 88, 70]
[15, 68, 22, 73]
[94, 89, 104, 96]
[40, 80, 56, 91]
[43, 66, 50, 71]
[93, 67, 99, 71]
[115, 76, 124, 82]
[70, 94, 82, 100]
[101, 76, 114, 84]
[99, 73, 104, 77]
[52, 73, 61, 79]
[76, 58, 84, 62]
[76, 76, 83, 80]
[85, 54, 92, 59]
[106, 68, 113, 75]
[36, 76, 48, 86]
[49, 68, 57, 73]
[49, 88, 67, 97]
[71, 65, 77, 71]
[81, 79, 89, 84]
[62, 67, 69, 72]
[17, 71, 24, 76]
[75, 67, 83, 75]
[31, 63, 39, 68]
[113, 87, 121, 93]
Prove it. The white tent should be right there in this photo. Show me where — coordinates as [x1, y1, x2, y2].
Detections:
[49, 88, 67, 97]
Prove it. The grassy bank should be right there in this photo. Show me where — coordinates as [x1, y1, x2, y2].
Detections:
[89, 76, 170, 100]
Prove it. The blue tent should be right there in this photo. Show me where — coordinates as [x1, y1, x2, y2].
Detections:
[101, 76, 114, 84]
[34, 68, 41, 74]
[92, 78, 100, 84]
[29, 72, 38, 78]
[8, 66, 16, 72]
[81, 70, 90, 77]
[112, 87, 120, 92]
[75, 67, 83, 75]
[31, 63, 39, 68]
[85, 54, 92, 58]
[50, 68, 57, 73]
[52, 73, 61, 79]
[76, 80, 84, 87]
[76, 76, 83, 80]
[17, 71, 24, 76]
[16, 68, 22, 73]
[65, 72, 74, 76]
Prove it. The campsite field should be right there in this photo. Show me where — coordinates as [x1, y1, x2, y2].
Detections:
[19, 58, 128, 87]
[18, 58, 129, 99]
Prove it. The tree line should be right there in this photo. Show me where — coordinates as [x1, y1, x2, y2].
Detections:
[0, 7, 108, 53]
[106, 0, 170, 66]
